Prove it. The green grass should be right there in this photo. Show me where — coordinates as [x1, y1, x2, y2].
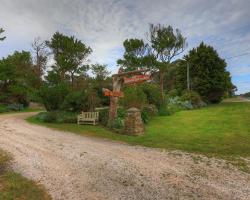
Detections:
[28, 102, 250, 159]
[0, 150, 51, 200]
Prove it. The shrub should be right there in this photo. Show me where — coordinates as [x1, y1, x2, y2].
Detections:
[120, 86, 147, 109]
[181, 90, 204, 108]
[117, 107, 126, 118]
[56, 112, 77, 123]
[167, 89, 179, 98]
[36, 112, 57, 123]
[112, 117, 124, 129]
[61, 91, 86, 112]
[0, 104, 8, 113]
[35, 111, 77, 123]
[141, 105, 158, 123]
[158, 105, 173, 116]
[141, 108, 150, 124]
[39, 83, 69, 111]
[98, 108, 109, 126]
[6, 103, 24, 111]
[143, 104, 158, 116]
[142, 83, 162, 108]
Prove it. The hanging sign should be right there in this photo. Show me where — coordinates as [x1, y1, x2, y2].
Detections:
[102, 88, 124, 97]
[123, 74, 151, 85]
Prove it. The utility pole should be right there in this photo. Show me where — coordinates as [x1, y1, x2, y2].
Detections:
[187, 62, 190, 91]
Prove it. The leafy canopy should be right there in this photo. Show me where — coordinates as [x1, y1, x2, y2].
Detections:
[177, 42, 234, 103]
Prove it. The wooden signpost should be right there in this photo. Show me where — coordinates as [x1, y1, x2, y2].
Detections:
[103, 69, 151, 126]
[123, 74, 151, 85]
[102, 88, 124, 97]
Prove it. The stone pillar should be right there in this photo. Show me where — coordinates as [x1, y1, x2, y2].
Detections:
[124, 107, 144, 136]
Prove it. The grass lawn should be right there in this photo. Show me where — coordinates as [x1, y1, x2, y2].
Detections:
[0, 150, 51, 200]
[28, 102, 250, 159]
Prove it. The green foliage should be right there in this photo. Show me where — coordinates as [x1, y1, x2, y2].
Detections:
[178, 42, 234, 104]
[149, 24, 187, 64]
[167, 89, 179, 98]
[98, 108, 109, 126]
[158, 105, 172, 116]
[6, 103, 24, 111]
[0, 104, 8, 113]
[111, 117, 124, 129]
[117, 38, 153, 71]
[141, 104, 158, 123]
[141, 108, 150, 123]
[34, 112, 77, 123]
[141, 83, 162, 108]
[118, 24, 187, 102]
[46, 32, 92, 88]
[61, 91, 86, 112]
[120, 86, 147, 109]
[39, 83, 69, 111]
[0, 51, 36, 106]
[116, 107, 125, 118]
[180, 90, 204, 108]
[91, 64, 110, 81]
[40, 112, 57, 123]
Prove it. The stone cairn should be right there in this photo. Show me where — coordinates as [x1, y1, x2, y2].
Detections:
[124, 107, 144, 136]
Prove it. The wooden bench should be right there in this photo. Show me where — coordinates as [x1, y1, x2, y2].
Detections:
[77, 112, 99, 125]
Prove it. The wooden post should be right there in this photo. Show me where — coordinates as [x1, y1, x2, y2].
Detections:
[108, 76, 122, 126]
[107, 69, 151, 127]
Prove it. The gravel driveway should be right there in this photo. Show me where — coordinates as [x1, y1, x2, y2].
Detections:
[0, 113, 249, 200]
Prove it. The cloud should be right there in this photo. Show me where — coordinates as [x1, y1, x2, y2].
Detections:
[0, 0, 249, 92]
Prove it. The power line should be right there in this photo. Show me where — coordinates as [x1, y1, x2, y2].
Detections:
[225, 52, 250, 60]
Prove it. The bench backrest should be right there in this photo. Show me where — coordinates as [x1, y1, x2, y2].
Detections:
[80, 112, 99, 120]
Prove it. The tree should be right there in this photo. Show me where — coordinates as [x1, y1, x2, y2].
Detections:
[91, 64, 110, 81]
[46, 32, 92, 89]
[0, 51, 35, 106]
[0, 28, 6, 41]
[178, 42, 234, 103]
[117, 39, 154, 71]
[148, 24, 187, 101]
[32, 37, 48, 85]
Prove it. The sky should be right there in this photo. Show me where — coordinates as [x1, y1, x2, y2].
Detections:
[0, 0, 250, 94]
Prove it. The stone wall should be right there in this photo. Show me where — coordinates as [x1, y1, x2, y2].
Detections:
[124, 107, 144, 136]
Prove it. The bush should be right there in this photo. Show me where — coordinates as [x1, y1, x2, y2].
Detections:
[158, 105, 173, 116]
[120, 86, 147, 109]
[34, 112, 77, 123]
[207, 89, 224, 104]
[6, 103, 24, 111]
[35, 112, 57, 123]
[141, 105, 158, 123]
[141, 108, 150, 123]
[167, 89, 179, 98]
[39, 83, 69, 111]
[98, 108, 109, 126]
[61, 91, 86, 112]
[142, 83, 162, 108]
[111, 117, 124, 129]
[56, 112, 77, 123]
[0, 104, 8, 113]
[181, 91, 205, 108]
[117, 107, 126, 118]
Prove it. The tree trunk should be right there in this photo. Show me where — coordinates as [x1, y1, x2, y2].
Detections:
[71, 72, 74, 89]
[159, 70, 165, 103]
[108, 77, 122, 127]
